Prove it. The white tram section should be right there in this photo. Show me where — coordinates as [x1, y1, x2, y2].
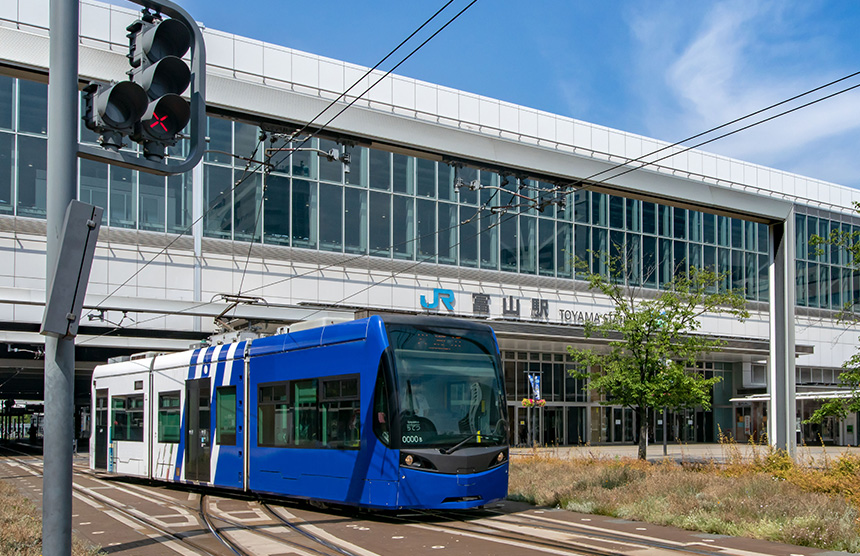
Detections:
[91, 342, 246, 483]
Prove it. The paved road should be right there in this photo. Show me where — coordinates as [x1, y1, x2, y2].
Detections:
[0, 445, 855, 556]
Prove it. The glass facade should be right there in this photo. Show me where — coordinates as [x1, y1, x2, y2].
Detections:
[3, 75, 858, 310]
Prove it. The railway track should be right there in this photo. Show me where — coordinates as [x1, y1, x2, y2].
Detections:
[0, 447, 799, 556]
[0, 445, 367, 556]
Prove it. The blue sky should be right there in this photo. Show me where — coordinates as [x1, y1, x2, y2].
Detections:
[156, 1, 860, 188]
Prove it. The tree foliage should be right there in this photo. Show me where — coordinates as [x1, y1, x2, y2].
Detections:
[568, 260, 749, 459]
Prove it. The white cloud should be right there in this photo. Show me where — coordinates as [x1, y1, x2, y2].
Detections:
[626, 0, 860, 188]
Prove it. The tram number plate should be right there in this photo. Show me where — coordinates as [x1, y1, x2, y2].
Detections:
[405, 420, 422, 432]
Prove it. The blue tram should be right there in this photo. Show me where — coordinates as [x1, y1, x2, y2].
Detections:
[90, 315, 509, 509]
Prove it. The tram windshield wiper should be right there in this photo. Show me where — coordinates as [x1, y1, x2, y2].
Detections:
[439, 432, 503, 455]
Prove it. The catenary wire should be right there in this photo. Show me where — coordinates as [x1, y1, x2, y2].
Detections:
[82, 77, 860, 341]
[85, 27, 860, 338]
[85, 0, 469, 319]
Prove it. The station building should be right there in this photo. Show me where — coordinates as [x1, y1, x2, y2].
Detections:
[1, 0, 859, 446]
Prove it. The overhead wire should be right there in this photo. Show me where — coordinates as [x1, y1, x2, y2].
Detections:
[82, 15, 860, 341]
[85, 0, 468, 321]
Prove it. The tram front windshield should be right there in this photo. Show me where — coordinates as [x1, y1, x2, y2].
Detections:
[386, 324, 506, 450]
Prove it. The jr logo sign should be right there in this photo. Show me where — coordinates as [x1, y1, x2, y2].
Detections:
[420, 288, 455, 311]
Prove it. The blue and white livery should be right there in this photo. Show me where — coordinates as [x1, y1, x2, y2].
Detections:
[90, 315, 509, 509]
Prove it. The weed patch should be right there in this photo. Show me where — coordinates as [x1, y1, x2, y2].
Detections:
[509, 454, 860, 553]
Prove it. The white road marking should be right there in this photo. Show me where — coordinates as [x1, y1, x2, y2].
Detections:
[270, 506, 383, 556]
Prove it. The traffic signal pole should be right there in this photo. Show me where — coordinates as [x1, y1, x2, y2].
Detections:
[44, 0, 78, 553]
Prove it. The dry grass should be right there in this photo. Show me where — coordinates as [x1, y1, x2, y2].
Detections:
[0, 480, 104, 556]
[509, 449, 860, 553]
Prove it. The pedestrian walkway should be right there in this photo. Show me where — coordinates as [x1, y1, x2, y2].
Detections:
[511, 442, 860, 464]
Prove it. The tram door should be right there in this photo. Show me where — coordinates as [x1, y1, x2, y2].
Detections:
[185, 379, 211, 482]
[94, 389, 108, 470]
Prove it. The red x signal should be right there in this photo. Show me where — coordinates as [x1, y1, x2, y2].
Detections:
[150, 112, 168, 132]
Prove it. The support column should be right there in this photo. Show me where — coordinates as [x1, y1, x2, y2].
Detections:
[769, 210, 796, 455]
[192, 161, 203, 332]
[44, 0, 78, 554]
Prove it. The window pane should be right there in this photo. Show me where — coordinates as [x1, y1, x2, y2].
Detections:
[369, 149, 390, 190]
[674, 208, 687, 240]
[480, 209, 498, 269]
[216, 386, 237, 446]
[416, 198, 436, 260]
[500, 213, 517, 271]
[609, 196, 624, 229]
[591, 192, 607, 226]
[731, 250, 744, 292]
[79, 159, 108, 214]
[745, 252, 757, 300]
[139, 171, 165, 232]
[344, 187, 367, 254]
[718, 216, 730, 246]
[291, 179, 317, 248]
[518, 216, 536, 274]
[689, 211, 701, 242]
[392, 153, 412, 194]
[416, 158, 435, 198]
[659, 238, 672, 287]
[626, 199, 640, 232]
[0, 76, 12, 130]
[234, 170, 262, 242]
[438, 202, 458, 264]
[759, 253, 769, 301]
[642, 202, 656, 235]
[204, 164, 232, 239]
[392, 195, 414, 259]
[539, 218, 554, 276]
[627, 233, 641, 285]
[575, 224, 589, 277]
[206, 117, 232, 163]
[557, 222, 573, 278]
[642, 235, 656, 287]
[370, 191, 390, 256]
[17, 135, 47, 218]
[574, 191, 589, 224]
[158, 392, 180, 443]
[18, 80, 47, 135]
[319, 138, 343, 183]
[167, 172, 192, 234]
[796, 261, 807, 306]
[234, 121, 259, 160]
[109, 166, 136, 229]
[703, 213, 716, 244]
[731, 219, 743, 249]
[458, 166, 477, 205]
[437, 163, 455, 201]
[460, 205, 478, 267]
[289, 140, 315, 178]
[0, 133, 11, 212]
[345, 146, 366, 187]
[319, 183, 343, 251]
[659, 205, 671, 237]
[293, 379, 319, 447]
[264, 174, 290, 245]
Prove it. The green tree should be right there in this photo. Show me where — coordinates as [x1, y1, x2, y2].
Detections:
[807, 205, 860, 424]
[568, 262, 749, 460]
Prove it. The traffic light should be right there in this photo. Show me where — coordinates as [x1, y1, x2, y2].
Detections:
[83, 81, 148, 150]
[78, 0, 205, 176]
[127, 14, 192, 160]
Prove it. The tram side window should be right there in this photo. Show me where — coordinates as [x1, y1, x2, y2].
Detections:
[373, 366, 391, 446]
[292, 379, 320, 447]
[258, 383, 291, 447]
[112, 394, 144, 442]
[158, 391, 180, 443]
[321, 376, 360, 449]
[257, 375, 359, 449]
[216, 386, 237, 445]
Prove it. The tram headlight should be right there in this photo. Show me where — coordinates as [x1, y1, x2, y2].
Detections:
[404, 454, 414, 466]
[496, 451, 506, 464]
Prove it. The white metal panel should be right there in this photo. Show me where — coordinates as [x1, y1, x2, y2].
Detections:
[234, 38, 264, 77]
